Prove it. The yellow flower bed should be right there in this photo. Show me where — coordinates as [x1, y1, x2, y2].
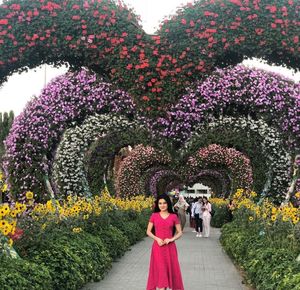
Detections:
[1, 169, 154, 241]
[232, 189, 300, 225]
[30, 187, 154, 223]
[209, 198, 228, 207]
[0, 202, 26, 247]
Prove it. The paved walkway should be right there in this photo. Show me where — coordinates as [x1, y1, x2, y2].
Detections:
[83, 227, 247, 290]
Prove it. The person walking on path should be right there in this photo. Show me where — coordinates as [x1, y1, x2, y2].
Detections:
[189, 198, 196, 231]
[192, 197, 203, 237]
[146, 193, 184, 290]
[202, 196, 212, 238]
[174, 195, 189, 230]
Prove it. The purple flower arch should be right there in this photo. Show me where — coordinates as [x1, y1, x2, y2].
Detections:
[150, 65, 300, 146]
[4, 69, 135, 200]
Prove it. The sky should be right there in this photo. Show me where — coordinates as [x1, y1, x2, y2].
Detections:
[0, 0, 299, 116]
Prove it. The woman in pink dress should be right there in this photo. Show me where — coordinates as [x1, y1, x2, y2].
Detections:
[146, 193, 184, 290]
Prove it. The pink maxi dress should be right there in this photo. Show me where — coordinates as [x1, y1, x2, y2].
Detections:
[146, 212, 184, 290]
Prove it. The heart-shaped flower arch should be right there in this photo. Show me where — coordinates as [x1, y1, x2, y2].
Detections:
[115, 144, 172, 196]
[187, 144, 253, 191]
[116, 144, 253, 196]
[0, 0, 299, 111]
[4, 66, 298, 201]
[4, 69, 135, 200]
[2, 0, 299, 202]
[185, 117, 290, 197]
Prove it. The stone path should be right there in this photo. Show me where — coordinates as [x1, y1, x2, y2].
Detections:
[83, 226, 248, 290]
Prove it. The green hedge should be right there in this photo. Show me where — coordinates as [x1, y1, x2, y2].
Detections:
[0, 255, 52, 290]
[211, 204, 232, 228]
[2, 209, 151, 290]
[97, 225, 130, 260]
[220, 221, 300, 290]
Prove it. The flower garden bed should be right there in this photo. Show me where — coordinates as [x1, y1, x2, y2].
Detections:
[0, 186, 153, 290]
[219, 190, 300, 290]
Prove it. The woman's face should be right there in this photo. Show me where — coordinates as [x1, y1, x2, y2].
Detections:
[158, 199, 168, 212]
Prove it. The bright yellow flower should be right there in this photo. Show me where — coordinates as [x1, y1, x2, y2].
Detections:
[26, 191, 34, 200]
[72, 227, 83, 233]
[8, 238, 13, 247]
[10, 210, 17, 218]
[248, 216, 254, 221]
[282, 216, 289, 222]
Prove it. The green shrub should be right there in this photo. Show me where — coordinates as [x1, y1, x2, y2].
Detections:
[17, 228, 112, 290]
[98, 225, 130, 260]
[12, 208, 149, 289]
[279, 271, 300, 290]
[0, 255, 53, 290]
[245, 248, 296, 290]
[83, 211, 111, 234]
[221, 220, 300, 290]
[120, 220, 145, 245]
[136, 209, 152, 229]
[211, 204, 232, 228]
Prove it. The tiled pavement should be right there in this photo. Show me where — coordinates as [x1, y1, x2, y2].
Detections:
[83, 227, 248, 290]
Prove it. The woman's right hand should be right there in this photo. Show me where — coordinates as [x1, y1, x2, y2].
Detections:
[156, 238, 165, 247]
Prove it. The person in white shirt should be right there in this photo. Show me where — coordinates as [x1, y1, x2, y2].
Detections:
[190, 198, 196, 231]
[192, 197, 203, 237]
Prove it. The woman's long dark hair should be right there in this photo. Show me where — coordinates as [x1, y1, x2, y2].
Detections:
[153, 193, 175, 213]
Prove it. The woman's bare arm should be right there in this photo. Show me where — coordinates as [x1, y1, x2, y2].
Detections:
[146, 222, 165, 246]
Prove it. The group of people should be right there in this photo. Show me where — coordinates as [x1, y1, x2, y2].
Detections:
[146, 193, 214, 290]
[172, 195, 213, 238]
[189, 196, 212, 238]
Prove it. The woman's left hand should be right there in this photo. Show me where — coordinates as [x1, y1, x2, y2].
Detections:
[164, 238, 173, 244]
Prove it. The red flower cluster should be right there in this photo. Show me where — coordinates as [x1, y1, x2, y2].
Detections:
[0, 0, 298, 115]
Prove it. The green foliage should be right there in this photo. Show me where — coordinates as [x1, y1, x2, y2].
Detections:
[15, 228, 112, 289]
[220, 212, 300, 290]
[98, 225, 130, 260]
[211, 204, 232, 228]
[136, 209, 152, 230]
[13, 209, 150, 289]
[120, 220, 145, 245]
[0, 255, 53, 290]
[0, 111, 14, 161]
[107, 209, 148, 245]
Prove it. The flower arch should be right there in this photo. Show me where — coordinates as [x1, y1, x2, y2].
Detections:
[187, 169, 231, 196]
[1, 1, 299, 202]
[185, 117, 291, 195]
[52, 114, 144, 198]
[0, 0, 298, 110]
[4, 69, 135, 200]
[85, 126, 151, 194]
[148, 169, 182, 196]
[150, 65, 299, 144]
[115, 145, 171, 196]
[187, 144, 253, 192]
